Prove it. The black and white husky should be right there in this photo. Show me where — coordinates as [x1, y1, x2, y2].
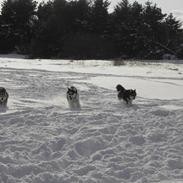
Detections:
[116, 84, 136, 104]
[0, 87, 9, 107]
[66, 86, 80, 109]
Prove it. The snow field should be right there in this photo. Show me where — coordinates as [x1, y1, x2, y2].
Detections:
[0, 57, 183, 183]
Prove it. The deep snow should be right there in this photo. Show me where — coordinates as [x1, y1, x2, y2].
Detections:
[0, 56, 183, 183]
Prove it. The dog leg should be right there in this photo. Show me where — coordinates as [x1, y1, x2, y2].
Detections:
[123, 98, 128, 104]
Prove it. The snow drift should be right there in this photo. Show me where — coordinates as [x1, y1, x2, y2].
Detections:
[0, 56, 183, 183]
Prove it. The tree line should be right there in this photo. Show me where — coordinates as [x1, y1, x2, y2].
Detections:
[0, 0, 183, 59]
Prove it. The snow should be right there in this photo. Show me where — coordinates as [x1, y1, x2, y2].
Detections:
[0, 57, 183, 183]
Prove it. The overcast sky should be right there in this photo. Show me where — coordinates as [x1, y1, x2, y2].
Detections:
[0, 0, 183, 22]
[112, 0, 183, 22]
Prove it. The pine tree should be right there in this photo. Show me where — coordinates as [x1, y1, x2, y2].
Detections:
[69, 0, 91, 32]
[165, 13, 182, 47]
[90, 0, 110, 35]
[1, 0, 37, 53]
[30, 1, 58, 58]
[141, 2, 167, 58]
[112, 0, 132, 57]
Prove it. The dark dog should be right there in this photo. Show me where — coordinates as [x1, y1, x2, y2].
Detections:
[66, 86, 80, 108]
[116, 84, 136, 104]
[0, 87, 9, 106]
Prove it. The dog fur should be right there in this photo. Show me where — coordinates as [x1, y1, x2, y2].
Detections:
[116, 84, 136, 104]
[0, 87, 9, 106]
[66, 86, 80, 109]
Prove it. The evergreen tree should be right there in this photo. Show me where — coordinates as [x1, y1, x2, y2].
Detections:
[1, 0, 181, 59]
[138, 2, 166, 58]
[0, 13, 15, 53]
[68, 0, 91, 32]
[30, 1, 57, 57]
[112, 0, 133, 57]
[165, 13, 182, 48]
[31, 0, 91, 58]
[37, 1, 53, 22]
[1, 0, 37, 53]
[130, 1, 145, 57]
[164, 13, 182, 57]
[90, 0, 110, 35]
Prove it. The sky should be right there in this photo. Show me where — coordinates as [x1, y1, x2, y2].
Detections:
[0, 0, 183, 22]
[112, 0, 183, 22]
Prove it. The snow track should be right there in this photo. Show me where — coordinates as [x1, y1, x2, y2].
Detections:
[0, 58, 183, 183]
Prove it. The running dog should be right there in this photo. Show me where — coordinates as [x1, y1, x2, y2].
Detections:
[66, 86, 80, 109]
[0, 87, 9, 107]
[116, 84, 136, 104]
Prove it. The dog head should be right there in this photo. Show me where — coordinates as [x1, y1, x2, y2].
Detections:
[67, 86, 78, 100]
[129, 89, 137, 100]
[0, 87, 8, 103]
[67, 86, 77, 94]
[116, 84, 125, 92]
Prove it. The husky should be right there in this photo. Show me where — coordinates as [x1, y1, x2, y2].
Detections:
[0, 87, 9, 107]
[116, 84, 136, 104]
[66, 86, 80, 109]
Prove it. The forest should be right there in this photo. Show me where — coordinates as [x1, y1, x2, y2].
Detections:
[0, 0, 183, 59]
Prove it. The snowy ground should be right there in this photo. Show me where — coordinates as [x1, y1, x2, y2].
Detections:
[0, 56, 183, 183]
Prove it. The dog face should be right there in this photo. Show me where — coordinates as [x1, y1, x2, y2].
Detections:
[67, 86, 78, 101]
[129, 89, 136, 100]
[0, 87, 9, 105]
[67, 86, 80, 109]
